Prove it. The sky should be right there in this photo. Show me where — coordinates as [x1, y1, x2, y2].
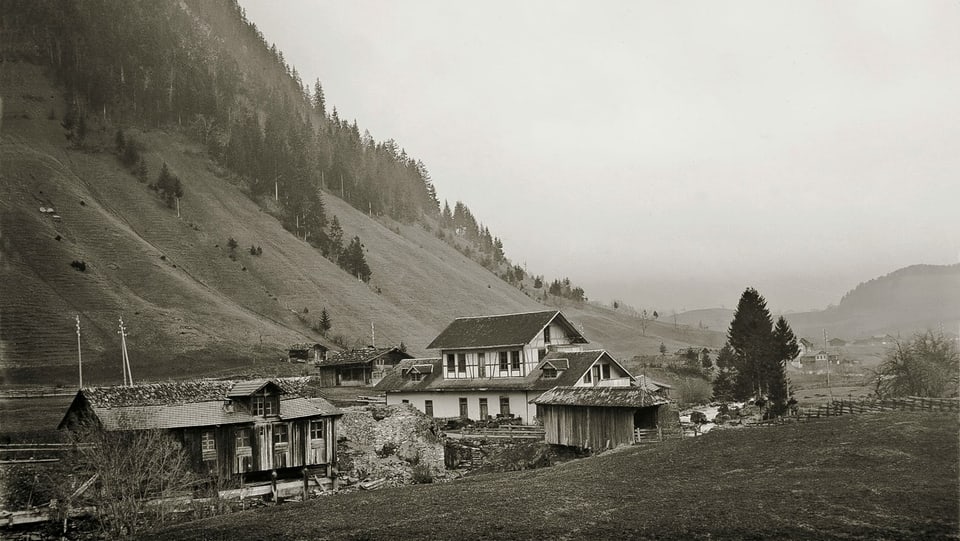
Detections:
[240, 0, 959, 313]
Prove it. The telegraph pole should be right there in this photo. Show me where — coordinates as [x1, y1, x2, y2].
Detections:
[118, 317, 133, 386]
[75, 315, 83, 388]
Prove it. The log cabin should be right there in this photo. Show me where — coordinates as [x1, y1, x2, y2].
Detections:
[58, 378, 341, 481]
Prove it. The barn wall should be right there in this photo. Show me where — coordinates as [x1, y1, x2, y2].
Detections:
[317, 368, 338, 387]
[539, 405, 636, 449]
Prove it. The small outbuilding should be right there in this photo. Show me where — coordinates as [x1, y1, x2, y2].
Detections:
[289, 343, 328, 363]
[315, 346, 413, 386]
[532, 386, 671, 450]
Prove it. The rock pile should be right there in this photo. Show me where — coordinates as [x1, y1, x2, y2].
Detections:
[336, 404, 445, 487]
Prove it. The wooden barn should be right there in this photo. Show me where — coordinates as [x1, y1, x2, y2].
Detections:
[288, 342, 327, 363]
[315, 346, 413, 386]
[532, 386, 671, 450]
[58, 378, 341, 481]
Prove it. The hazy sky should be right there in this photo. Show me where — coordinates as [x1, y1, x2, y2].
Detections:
[240, 1, 959, 313]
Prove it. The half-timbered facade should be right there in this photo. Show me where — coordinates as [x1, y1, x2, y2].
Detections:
[377, 345, 636, 424]
[59, 378, 340, 480]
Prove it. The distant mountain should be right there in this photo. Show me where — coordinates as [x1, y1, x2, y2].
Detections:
[674, 264, 960, 342]
[784, 264, 960, 341]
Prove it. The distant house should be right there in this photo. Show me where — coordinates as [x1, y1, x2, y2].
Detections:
[288, 343, 327, 363]
[59, 379, 341, 480]
[797, 338, 816, 357]
[532, 386, 671, 449]
[315, 346, 413, 387]
[791, 350, 841, 374]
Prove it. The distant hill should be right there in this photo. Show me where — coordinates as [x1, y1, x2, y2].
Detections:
[784, 264, 960, 341]
[674, 264, 960, 342]
[0, 18, 723, 387]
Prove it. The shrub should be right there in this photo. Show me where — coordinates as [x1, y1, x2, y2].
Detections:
[411, 463, 434, 484]
[70, 260, 87, 272]
[677, 377, 712, 406]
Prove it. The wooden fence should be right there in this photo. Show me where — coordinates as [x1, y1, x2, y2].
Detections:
[446, 425, 546, 442]
[797, 396, 960, 421]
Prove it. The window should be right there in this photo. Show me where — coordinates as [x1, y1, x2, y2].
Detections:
[253, 395, 274, 416]
[542, 366, 558, 379]
[499, 351, 509, 371]
[601, 364, 611, 379]
[544, 326, 551, 343]
[310, 420, 325, 440]
[201, 430, 216, 460]
[457, 353, 467, 374]
[402, 399, 410, 404]
[425, 400, 434, 417]
[592, 365, 601, 383]
[235, 428, 251, 449]
[273, 423, 288, 446]
[446, 354, 456, 374]
[584, 370, 592, 384]
[459, 397, 468, 417]
[478, 352, 486, 377]
[410, 371, 424, 382]
[538, 349, 546, 362]
[510, 351, 521, 370]
[499, 396, 511, 417]
[479, 398, 488, 420]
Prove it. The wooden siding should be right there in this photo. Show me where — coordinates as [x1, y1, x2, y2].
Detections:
[386, 391, 538, 424]
[538, 404, 637, 449]
[177, 417, 336, 477]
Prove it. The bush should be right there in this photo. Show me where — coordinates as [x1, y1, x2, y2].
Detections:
[410, 463, 434, 484]
[70, 260, 87, 272]
[677, 377, 713, 406]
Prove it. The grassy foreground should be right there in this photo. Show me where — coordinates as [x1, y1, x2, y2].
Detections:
[147, 412, 958, 540]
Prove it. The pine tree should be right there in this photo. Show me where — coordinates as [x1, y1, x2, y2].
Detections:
[327, 215, 343, 262]
[727, 287, 775, 400]
[341, 236, 371, 282]
[319, 308, 332, 335]
[768, 316, 800, 413]
[313, 79, 325, 117]
[712, 344, 738, 402]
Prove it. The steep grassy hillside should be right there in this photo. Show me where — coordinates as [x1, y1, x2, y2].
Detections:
[147, 412, 959, 540]
[1, 63, 722, 387]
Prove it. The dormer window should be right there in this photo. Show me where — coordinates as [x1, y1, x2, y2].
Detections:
[253, 395, 275, 416]
[410, 371, 424, 382]
[542, 366, 558, 379]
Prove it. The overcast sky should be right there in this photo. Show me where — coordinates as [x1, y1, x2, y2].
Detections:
[240, 1, 959, 313]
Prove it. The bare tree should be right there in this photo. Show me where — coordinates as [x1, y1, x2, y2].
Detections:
[64, 425, 198, 538]
[639, 309, 650, 336]
[876, 331, 959, 398]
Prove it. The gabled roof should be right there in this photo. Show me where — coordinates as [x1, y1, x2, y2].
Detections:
[634, 374, 672, 392]
[227, 379, 284, 398]
[59, 378, 340, 431]
[426, 310, 588, 350]
[289, 343, 326, 351]
[532, 386, 669, 408]
[375, 350, 628, 394]
[316, 346, 413, 368]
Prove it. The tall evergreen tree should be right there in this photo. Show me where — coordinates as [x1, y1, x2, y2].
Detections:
[319, 308, 332, 335]
[769, 316, 800, 411]
[727, 287, 775, 400]
[312, 78, 325, 116]
[712, 344, 738, 402]
[341, 236, 371, 282]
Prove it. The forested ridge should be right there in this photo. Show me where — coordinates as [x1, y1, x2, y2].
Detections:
[1, 0, 586, 297]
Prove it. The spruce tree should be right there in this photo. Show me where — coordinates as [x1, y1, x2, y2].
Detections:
[769, 316, 800, 413]
[712, 344, 738, 402]
[313, 79, 326, 116]
[727, 287, 775, 400]
[319, 308, 332, 335]
[342, 236, 371, 282]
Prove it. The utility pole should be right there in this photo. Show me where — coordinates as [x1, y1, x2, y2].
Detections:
[824, 328, 832, 401]
[340, 174, 344, 199]
[75, 315, 83, 388]
[371, 321, 375, 348]
[118, 317, 133, 386]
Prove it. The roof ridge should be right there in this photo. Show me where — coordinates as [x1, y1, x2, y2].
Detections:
[452, 309, 558, 320]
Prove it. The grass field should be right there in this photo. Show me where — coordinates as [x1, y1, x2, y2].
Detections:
[146, 412, 959, 540]
[0, 396, 73, 441]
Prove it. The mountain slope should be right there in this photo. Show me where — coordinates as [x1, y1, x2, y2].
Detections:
[1, 63, 723, 386]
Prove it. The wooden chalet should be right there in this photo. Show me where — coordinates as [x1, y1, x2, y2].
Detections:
[532, 386, 671, 450]
[377, 345, 636, 424]
[288, 343, 327, 363]
[58, 378, 341, 480]
[314, 346, 413, 386]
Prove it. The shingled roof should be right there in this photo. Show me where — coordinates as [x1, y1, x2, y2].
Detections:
[59, 378, 340, 431]
[426, 310, 588, 350]
[375, 350, 630, 393]
[316, 346, 412, 367]
[532, 386, 669, 408]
